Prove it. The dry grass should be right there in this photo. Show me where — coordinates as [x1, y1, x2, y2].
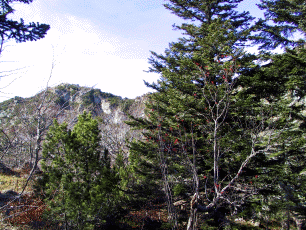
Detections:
[0, 171, 44, 229]
[125, 208, 168, 224]
[0, 165, 38, 194]
[0, 174, 28, 193]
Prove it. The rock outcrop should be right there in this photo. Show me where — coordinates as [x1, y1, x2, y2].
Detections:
[0, 83, 148, 168]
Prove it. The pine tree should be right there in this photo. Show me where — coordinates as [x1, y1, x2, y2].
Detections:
[0, 0, 50, 50]
[39, 112, 119, 229]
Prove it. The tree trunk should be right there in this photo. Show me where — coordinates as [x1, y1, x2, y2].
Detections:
[19, 116, 42, 196]
[162, 162, 178, 229]
[157, 121, 178, 229]
[187, 193, 198, 230]
[186, 131, 199, 230]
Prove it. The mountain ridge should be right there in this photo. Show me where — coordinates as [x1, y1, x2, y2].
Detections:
[0, 83, 147, 169]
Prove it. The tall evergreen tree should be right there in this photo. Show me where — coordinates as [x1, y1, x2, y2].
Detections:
[254, 0, 306, 49]
[234, 48, 306, 227]
[126, 1, 268, 229]
[236, 0, 306, 227]
[127, 0, 306, 228]
[39, 112, 119, 229]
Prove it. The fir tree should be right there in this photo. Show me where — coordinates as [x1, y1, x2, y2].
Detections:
[127, 0, 263, 229]
[0, 0, 50, 49]
[238, 38, 306, 229]
[230, 0, 306, 226]
[127, 0, 306, 228]
[39, 112, 119, 229]
[254, 0, 306, 49]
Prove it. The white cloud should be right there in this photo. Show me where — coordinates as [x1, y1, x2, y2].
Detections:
[0, 1, 160, 101]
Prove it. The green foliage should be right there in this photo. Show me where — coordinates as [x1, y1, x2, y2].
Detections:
[54, 96, 66, 106]
[0, 97, 16, 111]
[0, 0, 49, 44]
[56, 83, 80, 93]
[237, 42, 306, 223]
[160, 222, 174, 229]
[172, 183, 187, 196]
[127, 1, 258, 227]
[55, 84, 66, 91]
[81, 88, 122, 107]
[256, 0, 306, 49]
[121, 98, 134, 113]
[199, 222, 218, 230]
[113, 152, 133, 200]
[108, 96, 122, 108]
[126, 0, 306, 228]
[99, 91, 117, 99]
[39, 111, 120, 229]
[81, 89, 96, 106]
[0, 102, 7, 112]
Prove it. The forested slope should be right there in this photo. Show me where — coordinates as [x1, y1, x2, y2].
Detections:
[0, 0, 306, 229]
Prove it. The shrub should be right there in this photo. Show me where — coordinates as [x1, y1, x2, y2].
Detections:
[39, 112, 120, 229]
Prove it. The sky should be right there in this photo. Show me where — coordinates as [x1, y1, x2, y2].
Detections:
[0, 0, 263, 102]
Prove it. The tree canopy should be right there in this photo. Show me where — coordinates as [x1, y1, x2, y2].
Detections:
[38, 112, 119, 229]
[127, 0, 306, 229]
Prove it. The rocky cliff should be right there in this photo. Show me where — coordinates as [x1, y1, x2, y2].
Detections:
[0, 83, 148, 168]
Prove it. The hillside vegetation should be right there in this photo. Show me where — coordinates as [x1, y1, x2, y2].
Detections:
[0, 83, 146, 169]
[1, 0, 306, 229]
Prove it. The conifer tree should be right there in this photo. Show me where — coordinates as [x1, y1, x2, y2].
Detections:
[240, 0, 306, 226]
[0, 0, 50, 52]
[254, 0, 306, 49]
[127, 1, 266, 229]
[239, 32, 306, 230]
[39, 112, 119, 229]
[127, 0, 306, 228]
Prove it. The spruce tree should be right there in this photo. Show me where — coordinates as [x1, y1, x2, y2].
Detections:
[39, 112, 119, 229]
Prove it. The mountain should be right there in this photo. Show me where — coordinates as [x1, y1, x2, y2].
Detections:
[0, 83, 147, 169]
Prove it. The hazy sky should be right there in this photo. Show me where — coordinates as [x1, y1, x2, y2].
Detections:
[0, 0, 262, 102]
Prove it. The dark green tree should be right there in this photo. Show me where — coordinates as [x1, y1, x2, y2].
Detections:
[238, 38, 306, 229]
[127, 0, 306, 229]
[254, 0, 306, 49]
[126, 1, 268, 229]
[0, 0, 50, 52]
[39, 112, 119, 229]
[239, 0, 306, 227]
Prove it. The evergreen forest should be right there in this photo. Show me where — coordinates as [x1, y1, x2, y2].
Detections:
[0, 0, 306, 229]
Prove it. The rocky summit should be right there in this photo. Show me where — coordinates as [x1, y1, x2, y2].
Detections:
[0, 83, 147, 169]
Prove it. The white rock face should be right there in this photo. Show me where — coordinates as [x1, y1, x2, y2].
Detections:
[113, 109, 124, 124]
[101, 100, 111, 114]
